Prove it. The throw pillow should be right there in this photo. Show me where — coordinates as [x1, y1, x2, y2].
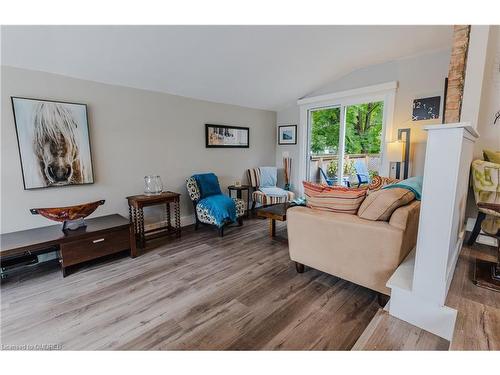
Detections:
[367, 175, 400, 193]
[483, 149, 500, 164]
[357, 187, 415, 221]
[303, 181, 367, 214]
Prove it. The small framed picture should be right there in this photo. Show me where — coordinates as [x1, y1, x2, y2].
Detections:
[412, 96, 441, 121]
[278, 125, 297, 145]
[205, 124, 249, 148]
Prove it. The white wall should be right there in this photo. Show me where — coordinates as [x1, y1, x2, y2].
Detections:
[475, 25, 500, 157]
[276, 49, 451, 193]
[275, 105, 300, 190]
[1, 66, 276, 233]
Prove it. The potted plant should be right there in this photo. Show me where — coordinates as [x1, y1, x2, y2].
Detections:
[327, 157, 355, 179]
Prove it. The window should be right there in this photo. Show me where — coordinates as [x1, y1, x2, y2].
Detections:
[298, 82, 397, 192]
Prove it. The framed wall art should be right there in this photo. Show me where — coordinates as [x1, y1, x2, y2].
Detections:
[11, 97, 94, 190]
[412, 96, 441, 121]
[205, 124, 249, 148]
[278, 125, 297, 145]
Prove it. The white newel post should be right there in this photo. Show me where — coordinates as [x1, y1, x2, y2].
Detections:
[387, 122, 479, 340]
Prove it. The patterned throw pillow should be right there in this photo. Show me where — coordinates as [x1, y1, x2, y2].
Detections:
[303, 181, 367, 214]
[367, 175, 400, 194]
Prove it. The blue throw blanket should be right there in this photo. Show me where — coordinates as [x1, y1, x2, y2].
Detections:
[259, 166, 288, 198]
[259, 186, 289, 198]
[383, 176, 423, 200]
[259, 166, 277, 187]
[198, 194, 237, 228]
[193, 173, 222, 198]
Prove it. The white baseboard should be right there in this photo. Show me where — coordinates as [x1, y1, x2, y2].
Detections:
[389, 287, 456, 341]
[466, 217, 498, 247]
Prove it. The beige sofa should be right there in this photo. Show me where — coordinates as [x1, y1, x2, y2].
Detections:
[287, 201, 420, 295]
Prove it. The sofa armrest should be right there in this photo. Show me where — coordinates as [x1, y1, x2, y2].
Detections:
[389, 200, 420, 230]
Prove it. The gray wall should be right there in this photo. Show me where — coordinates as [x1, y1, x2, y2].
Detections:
[1, 66, 276, 233]
[276, 49, 451, 192]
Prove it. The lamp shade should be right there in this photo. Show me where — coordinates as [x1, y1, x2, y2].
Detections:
[387, 141, 404, 162]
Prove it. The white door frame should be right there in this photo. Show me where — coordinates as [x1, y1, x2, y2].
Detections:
[297, 81, 398, 195]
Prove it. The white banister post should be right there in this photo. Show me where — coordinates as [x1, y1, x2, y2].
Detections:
[387, 122, 479, 340]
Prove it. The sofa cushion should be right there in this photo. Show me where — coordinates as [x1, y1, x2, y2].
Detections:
[303, 181, 366, 214]
[483, 149, 500, 164]
[357, 187, 415, 221]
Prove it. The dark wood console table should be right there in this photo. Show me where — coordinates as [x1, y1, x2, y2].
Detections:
[0, 214, 135, 277]
[126, 191, 181, 249]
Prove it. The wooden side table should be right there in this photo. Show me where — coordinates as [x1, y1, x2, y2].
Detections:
[127, 191, 181, 249]
[228, 185, 250, 218]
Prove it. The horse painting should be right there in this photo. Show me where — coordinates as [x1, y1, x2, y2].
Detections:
[33, 102, 84, 185]
[12, 97, 93, 189]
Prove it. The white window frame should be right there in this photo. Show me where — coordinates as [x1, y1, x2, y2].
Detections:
[297, 81, 398, 195]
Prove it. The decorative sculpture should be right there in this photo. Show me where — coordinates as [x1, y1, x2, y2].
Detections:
[30, 199, 105, 231]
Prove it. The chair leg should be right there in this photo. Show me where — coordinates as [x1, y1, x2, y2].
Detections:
[238, 217, 243, 226]
[467, 212, 486, 245]
[194, 219, 199, 230]
[251, 201, 256, 210]
[218, 226, 224, 237]
[295, 262, 305, 273]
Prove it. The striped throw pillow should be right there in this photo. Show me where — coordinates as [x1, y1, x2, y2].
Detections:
[303, 181, 367, 214]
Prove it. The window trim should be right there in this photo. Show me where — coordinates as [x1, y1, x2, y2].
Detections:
[297, 81, 398, 194]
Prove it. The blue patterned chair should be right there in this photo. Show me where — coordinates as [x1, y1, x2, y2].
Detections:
[186, 175, 246, 236]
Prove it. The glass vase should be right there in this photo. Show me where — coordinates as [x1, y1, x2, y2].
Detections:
[144, 175, 163, 195]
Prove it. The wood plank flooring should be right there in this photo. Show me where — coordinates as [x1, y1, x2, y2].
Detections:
[1, 218, 379, 350]
[352, 240, 500, 350]
[352, 309, 449, 350]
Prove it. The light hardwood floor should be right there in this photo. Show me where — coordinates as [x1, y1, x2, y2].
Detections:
[1, 218, 380, 350]
[353, 241, 500, 350]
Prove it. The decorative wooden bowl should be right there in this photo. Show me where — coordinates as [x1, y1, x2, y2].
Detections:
[30, 200, 105, 230]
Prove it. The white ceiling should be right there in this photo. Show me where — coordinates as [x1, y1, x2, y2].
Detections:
[1, 26, 453, 111]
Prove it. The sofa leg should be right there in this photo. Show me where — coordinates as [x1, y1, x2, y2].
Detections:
[218, 227, 224, 237]
[377, 293, 390, 307]
[295, 262, 305, 273]
[467, 212, 486, 246]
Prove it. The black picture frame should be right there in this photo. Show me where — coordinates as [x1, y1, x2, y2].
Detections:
[11, 96, 95, 190]
[278, 125, 297, 145]
[205, 124, 249, 148]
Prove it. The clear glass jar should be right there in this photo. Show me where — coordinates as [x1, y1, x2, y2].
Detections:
[144, 175, 163, 195]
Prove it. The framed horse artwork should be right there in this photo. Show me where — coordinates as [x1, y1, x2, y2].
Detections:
[11, 97, 94, 190]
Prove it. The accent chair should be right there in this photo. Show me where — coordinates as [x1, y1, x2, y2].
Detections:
[186, 174, 246, 237]
[467, 159, 500, 245]
[247, 168, 295, 209]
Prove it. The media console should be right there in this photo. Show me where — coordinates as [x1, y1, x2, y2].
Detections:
[1, 214, 136, 277]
